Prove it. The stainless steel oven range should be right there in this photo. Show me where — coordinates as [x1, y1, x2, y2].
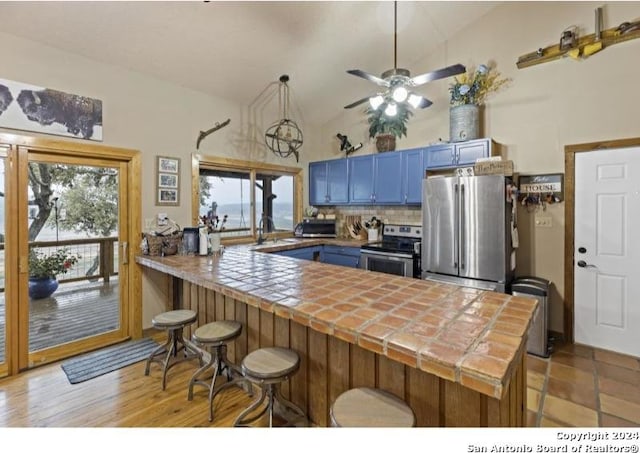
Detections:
[359, 224, 421, 278]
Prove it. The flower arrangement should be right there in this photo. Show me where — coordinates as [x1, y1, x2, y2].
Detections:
[449, 63, 510, 106]
[29, 248, 80, 279]
[200, 214, 228, 233]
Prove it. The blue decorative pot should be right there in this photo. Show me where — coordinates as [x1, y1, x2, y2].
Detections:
[28, 277, 59, 299]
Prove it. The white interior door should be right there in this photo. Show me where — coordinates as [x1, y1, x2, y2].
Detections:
[574, 146, 640, 357]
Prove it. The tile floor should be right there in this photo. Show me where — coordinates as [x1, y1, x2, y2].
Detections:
[526, 342, 640, 427]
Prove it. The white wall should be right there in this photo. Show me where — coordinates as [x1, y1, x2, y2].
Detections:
[318, 1, 640, 333]
[0, 31, 315, 328]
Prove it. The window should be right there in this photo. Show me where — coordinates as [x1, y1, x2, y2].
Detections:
[194, 155, 302, 241]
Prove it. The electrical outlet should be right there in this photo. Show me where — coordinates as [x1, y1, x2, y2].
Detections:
[144, 218, 153, 229]
[535, 216, 552, 228]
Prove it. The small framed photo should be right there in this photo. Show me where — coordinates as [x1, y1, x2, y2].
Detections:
[157, 188, 179, 206]
[158, 172, 178, 188]
[157, 156, 179, 174]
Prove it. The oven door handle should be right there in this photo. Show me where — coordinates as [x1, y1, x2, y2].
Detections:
[360, 250, 413, 260]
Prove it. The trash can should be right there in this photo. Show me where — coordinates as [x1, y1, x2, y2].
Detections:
[511, 277, 551, 358]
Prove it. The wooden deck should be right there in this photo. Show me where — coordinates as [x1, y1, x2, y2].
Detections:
[0, 279, 119, 362]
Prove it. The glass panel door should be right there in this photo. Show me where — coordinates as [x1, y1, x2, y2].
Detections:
[20, 151, 129, 367]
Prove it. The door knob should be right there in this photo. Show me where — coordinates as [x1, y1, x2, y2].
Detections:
[577, 260, 598, 269]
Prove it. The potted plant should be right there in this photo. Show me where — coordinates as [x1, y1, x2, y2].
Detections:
[366, 103, 413, 152]
[28, 248, 80, 299]
[448, 63, 509, 142]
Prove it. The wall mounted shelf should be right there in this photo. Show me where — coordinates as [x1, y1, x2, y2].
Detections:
[516, 20, 640, 69]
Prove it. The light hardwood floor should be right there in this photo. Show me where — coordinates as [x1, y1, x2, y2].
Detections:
[0, 345, 256, 427]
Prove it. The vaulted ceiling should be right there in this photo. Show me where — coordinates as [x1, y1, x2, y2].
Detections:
[0, 1, 501, 125]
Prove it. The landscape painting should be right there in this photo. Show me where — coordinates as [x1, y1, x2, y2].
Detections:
[0, 77, 102, 141]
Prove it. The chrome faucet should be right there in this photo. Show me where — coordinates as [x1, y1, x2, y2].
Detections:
[257, 215, 275, 245]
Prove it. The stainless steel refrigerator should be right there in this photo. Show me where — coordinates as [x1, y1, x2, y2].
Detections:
[422, 175, 514, 292]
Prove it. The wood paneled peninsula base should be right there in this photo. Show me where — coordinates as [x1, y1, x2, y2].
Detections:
[136, 247, 536, 427]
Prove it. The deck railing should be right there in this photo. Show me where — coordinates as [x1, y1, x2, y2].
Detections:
[0, 237, 119, 291]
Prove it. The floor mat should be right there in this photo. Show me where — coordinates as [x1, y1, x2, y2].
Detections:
[61, 337, 160, 384]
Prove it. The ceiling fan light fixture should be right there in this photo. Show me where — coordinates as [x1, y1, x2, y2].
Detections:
[392, 86, 408, 102]
[384, 103, 398, 117]
[407, 93, 423, 109]
[369, 95, 384, 110]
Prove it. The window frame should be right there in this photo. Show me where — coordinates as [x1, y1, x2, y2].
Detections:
[191, 154, 303, 244]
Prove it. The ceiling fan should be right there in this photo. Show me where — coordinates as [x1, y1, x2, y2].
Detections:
[344, 1, 466, 115]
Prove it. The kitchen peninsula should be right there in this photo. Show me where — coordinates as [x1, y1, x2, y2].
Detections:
[136, 241, 537, 427]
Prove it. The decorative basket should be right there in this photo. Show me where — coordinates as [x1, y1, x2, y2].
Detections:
[376, 134, 396, 152]
[143, 231, 183, 256]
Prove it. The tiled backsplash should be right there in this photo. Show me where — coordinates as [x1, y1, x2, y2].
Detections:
[319, 206, 422, 238]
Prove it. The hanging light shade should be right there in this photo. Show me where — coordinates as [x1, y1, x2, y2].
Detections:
[264, 75, 303, 162]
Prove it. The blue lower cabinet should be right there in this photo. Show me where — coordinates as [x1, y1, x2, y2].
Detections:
[321, 246, 361, 268]
[274, 246, 321, 261]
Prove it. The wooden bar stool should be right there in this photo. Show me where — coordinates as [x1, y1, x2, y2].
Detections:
[144, 309, 202, 390]
[187, 320, 252, 421]
[225, 347, 307, 427]
[330, 387, 416, 427]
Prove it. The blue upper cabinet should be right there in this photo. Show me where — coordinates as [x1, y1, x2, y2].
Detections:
[309, 159, 349, 205]
[424, 138, 491, 169]
[326, 159, 349, 204]
[423, 143, 455, 169]
[309, 161, 328, 205]
[348, 153, 403, 204]
[310, 139, 494, 206]
[373, 152, 403, 204]
[403, 148, 426, 204]
[348, 155, 374, 204]
[456, 139, 491, 166]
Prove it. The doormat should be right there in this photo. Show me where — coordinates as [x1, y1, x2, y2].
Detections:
[61, 338, 161, 384]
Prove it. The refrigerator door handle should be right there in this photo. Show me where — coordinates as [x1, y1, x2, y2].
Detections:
[454, 183, 459, 269]
[460, 183, 465, 270]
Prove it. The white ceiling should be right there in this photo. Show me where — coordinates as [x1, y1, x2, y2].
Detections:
[0, 1, 501, 125]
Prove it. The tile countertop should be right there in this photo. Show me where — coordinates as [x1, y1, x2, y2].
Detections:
[136, 242, 537, 400]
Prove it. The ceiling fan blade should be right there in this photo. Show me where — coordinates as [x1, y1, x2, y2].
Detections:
[346, 69, 390, 87]
[410, 63, 466, 87]
[418, 97, 433, 109]
[344, 96, 371, 109]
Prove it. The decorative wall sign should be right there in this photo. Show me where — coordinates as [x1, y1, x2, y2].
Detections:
[156, 156, 180, 206]
[0, 78, 102, 140]
[518, 173, 564, 210]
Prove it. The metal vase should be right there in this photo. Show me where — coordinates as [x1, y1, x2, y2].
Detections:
[449, 104, 480, 142]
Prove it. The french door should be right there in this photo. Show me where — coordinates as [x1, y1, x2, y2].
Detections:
[0, 133, 141, 376]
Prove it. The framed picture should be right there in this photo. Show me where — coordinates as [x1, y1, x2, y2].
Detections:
[156, 156, 180, 206]
[158, 172, 178, 188]
[157, 156, 179, 174]
[157, 188, 179, 206]
[0, 77, 103, 141]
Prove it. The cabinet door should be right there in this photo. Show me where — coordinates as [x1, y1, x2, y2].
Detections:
[403, 148, 425, 204]
[309, 162, 328, 205]
[424, 143, 455, 168]
[326, 159, 349, 204]
[456, 138, 490, 166]
[373, 152, 404, 204]
[275, 247, 320, 261]
[348, 155, 374, 204]
[321, 246, 361, 268]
